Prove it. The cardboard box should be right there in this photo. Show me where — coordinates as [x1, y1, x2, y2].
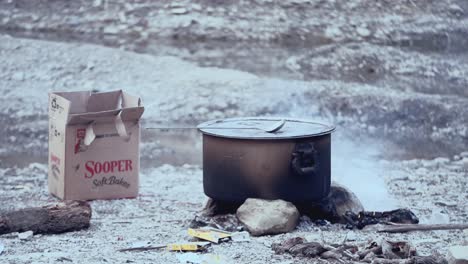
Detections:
[48, 90, 144, 200]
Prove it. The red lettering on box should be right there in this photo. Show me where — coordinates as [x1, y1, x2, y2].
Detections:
[84, 161, 94, 178]
[84, 159, 133, 178]
[125, 160, 133, 171]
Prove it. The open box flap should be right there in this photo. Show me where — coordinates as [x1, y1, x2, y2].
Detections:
[54, 91, 90, 114]
[67, 107, 144, 125]
[51, 90, 143, 125]
[86, 90, 122, 112]
[120, 107, 145, 121]
[67, 109, 121, 125]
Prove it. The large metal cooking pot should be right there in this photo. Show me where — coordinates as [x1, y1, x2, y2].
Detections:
[197, 117, 335, 203]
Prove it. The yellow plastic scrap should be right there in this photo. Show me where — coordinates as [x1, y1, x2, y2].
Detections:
[187, 228, 233, 243]
[166, 242, 210, 252]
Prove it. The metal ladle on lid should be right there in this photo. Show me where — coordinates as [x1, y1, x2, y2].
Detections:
[261, 119, 286, 133]
[147, 119, 287, 133]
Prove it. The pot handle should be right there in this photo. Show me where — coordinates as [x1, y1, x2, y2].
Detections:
[291, 142, 318, 176]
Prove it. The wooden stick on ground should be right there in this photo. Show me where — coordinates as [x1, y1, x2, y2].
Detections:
[118, 245, 166, 252]
[378, 223, 468, 233]
[0, 200, 91, 235]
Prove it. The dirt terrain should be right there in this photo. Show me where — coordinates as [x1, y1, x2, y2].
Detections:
[0, 0, 467, 263]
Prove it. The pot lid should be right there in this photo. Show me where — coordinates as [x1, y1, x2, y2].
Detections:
[197, 117, 335, 139]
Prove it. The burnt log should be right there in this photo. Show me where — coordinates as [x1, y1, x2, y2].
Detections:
[345, 209, 419, 229]
[189, 213, 242, 232]
[201, 198, 242, 216]
[381, 240, 416, 259]
[0, 201, 91, 235]
[289, 242, 327, 257]
[357, 245, 383, 259]
[272, 237, 327, 257]
[272, 237, 306, 254]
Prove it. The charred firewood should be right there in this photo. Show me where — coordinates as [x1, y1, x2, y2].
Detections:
[320, 250, 343, 260]
[0, 201, 91, 235]
[357, 242, 383, 259]
[201, 198, 243, 217]
[344, 209, 419, 229]
[272, 237, 306, 254]
[272, 237, 327, 257]
[357, 240, 416, 262]
[289, 242, 327, 257]
[273, 237, 360, 261]
[381, 240, 416, 259]
[189, 213, 243, 232]
[272, 237, 445, 264]
[321, 244, 360, 261]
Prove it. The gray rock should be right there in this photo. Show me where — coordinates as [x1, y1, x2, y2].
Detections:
[285, 56, 301, 71]
[448, 246, 468, 264]
[191, 4, 202, 11]
[11, 71, 25, 81]
[236, 198, 300, 236]
[324, 26, 342, 38]
[18, 230, 33, 240]
[171, 7, 189, 15]
[93, 0, 102, 7]
[103, 25, 119, 35]
[433, 157, 450, 165]
[449, 4, 464, 16]
[196, 107, 209, 115]
[345, 231, 357, 241]
[356, 26, 371, 37]
[461, 158, 468, 169]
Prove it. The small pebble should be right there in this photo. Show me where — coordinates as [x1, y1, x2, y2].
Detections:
[356, 26, 371, 37]
[171, 7, 188, 15]
[18, 231, 34, 240]
[93, 0, 102, 7]
[11, 72, 25, 81]
[449, 4, 464, 15]
[346, 231, 357, 241]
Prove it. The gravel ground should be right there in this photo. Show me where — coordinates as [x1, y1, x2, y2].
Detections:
[0, 156, 466, 263]
[0, 0, 467, 263]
